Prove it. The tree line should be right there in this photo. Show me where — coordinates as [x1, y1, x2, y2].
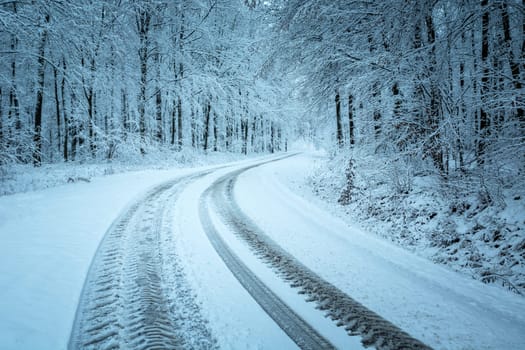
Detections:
[0, 0, 287, 166]
[277, 0, 524, 197]
[2, 0, 523, 201]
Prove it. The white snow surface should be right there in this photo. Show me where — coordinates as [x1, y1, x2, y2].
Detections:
[202, 183, 364, 349]
[172, 165, 299, 349]
[0, 166, 217, 350]
[2, 152, 525, 350]
[234, 153, 525, 350]
[0, 156, 270, 350]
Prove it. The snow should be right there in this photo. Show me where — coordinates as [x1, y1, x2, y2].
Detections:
[204, 193, 365, 349]
[234, 153, 525, 350]
[0, 149, 246, 196]
[2, 152, 524, 350]
[0, 168, 193, 350]
[307, 150, 525, 294]
[172, 167, 299, 349]
[0, 156, 264, 350]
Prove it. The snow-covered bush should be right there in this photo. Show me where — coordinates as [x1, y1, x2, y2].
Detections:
[309, 150, 525, 295]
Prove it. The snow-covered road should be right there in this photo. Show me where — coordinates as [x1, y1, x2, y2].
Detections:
[235, 154, 525, 349]
[1, 153, 524, 350]
[69, 171, 217, 349]
[200, 157, 429, 349]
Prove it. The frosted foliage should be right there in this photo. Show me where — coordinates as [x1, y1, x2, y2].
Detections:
[0, 0, 296, 167]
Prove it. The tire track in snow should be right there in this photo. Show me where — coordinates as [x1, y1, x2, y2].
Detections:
[69, 173, 217, 350]
[206, 160, 433, 350]
[200, 156, 336, 350]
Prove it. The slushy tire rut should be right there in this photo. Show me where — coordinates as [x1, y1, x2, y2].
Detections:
[69, 174, 216, 350]
[203, 160, 433, 350]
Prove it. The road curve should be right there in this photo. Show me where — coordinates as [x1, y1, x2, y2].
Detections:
[69, 171, 217, 350]
[69, 155, 433, 350]
[203, 157, 433, 350]
[200, 182, 335, 349]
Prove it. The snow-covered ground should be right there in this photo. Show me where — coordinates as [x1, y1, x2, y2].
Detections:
[235, 153, 525, 350]
[0, 149, 245, 196]
[0, 156, 266, 350]
[1, 152, 524, 350]
[0, 166, 220, 350]
[1, 154, 340, 350]
[307, 150, 525, 295]
[173, 165, 301, 349]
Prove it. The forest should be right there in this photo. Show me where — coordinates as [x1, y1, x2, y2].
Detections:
[0, 0, 523, 170]
[0, 0, 290, 165]
[1, 1, 524, 289]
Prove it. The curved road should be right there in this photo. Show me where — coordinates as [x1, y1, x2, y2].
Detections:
[200, 158, 431, 350]
[70, 156, 431, 350]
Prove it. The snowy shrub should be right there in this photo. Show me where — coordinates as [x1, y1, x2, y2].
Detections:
[309, 147, 525, 294]
[390, 161, 413, 195]
[104, 167, 115, 176]
[480, 271, 523, 296]
[338, 159, 355, 205]
[430, 220, 460, 248]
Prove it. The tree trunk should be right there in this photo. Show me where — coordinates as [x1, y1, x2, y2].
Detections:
[213, 112, 218, 151]
[371, 83, 381, 140]
[373, 110, 381, 140]
[139, 49, 147, 153]
[426, 12, 444, 174]
[171, 103, 176, 145]
[191, 106, 196, 148]
[277, 127, 282, 152]
[70, 90, 79, 161]
[86, 84, 96, 158]
[33, 14, 49, 166]
[53, 66, 61, 156]
[155, 88, 162, 142]
[478, 0, 491, 165]
[270, 123, 275, 153]
[137, 8, 151, 154]
[62, 59, 68, 161]
[203, 100, 211, 151]
[348, 94, 355, 145]
[81, 52, 97, 159]
[500, 2, 523, 122]
[500, 2, 521, 90]
[177, 96, 183, 150]
[177, 12, 185, 151]
[155, 52, 162, 143]
[8, 2, 20, 156]
[251, 114, 257, 151]
[225, 114, 232, 150]
[335, 91, 343, 147]
[241, 118, 248, 155]
[121, 88, 129, 137]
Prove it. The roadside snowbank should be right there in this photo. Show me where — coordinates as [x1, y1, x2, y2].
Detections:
[0, 150, 245, 196]
[308, 151, 525, 295]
